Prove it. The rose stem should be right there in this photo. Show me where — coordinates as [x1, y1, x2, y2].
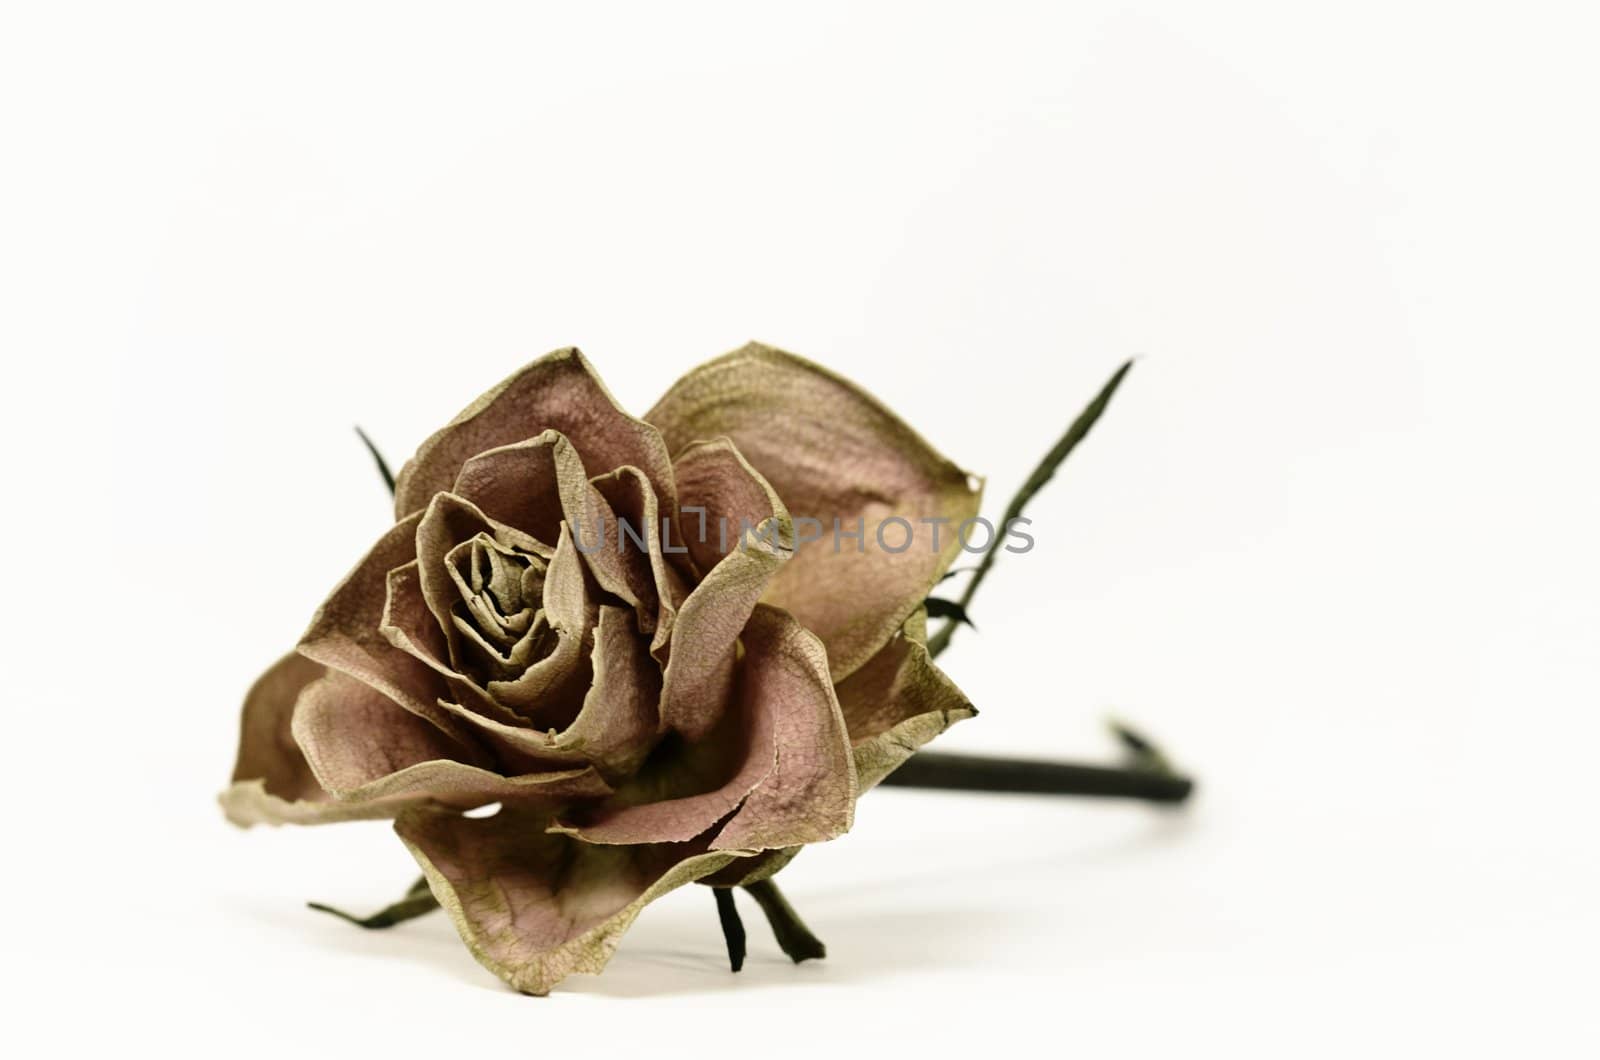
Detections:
[926, 359, 1134, 660]
[742, 879, 827, 963]
[880, 720, 1194, 804]
[880, 752, 1192, 802]
[307, 875, 439, 930]
[712, 888, 747, 972]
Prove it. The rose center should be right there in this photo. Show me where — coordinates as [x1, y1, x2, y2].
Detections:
[445, 534, 558, 683]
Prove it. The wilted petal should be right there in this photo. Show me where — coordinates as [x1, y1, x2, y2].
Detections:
[711, 604, 855, 850]
[554, 605, 662, 780]
[699, 846, 803, 889]
[380, 561, 452, 675]
[553, 606, 851, 849]
[396, 803, 748, 995]
[590, 465, 690, 654]
[298, 512, 465, 740]
[219, 779, 408, 827]
[646, 342, 980, 680]
[220, 652, 333, 827]
[431, 694, 598, 774]
[381, 555, 566, 741]
[550, 677, 776, 845]
[294, 671, 612, 807]
[483, 525, 596, 725]
[394, 348, 677, 521]
[657, 439, 792, 741]
[455, 431, 662, 627]
[414, 492, 548, 674]
[835, 611, 976, 791]
[450, 430, 581, 546]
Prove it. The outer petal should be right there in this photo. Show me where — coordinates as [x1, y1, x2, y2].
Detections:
[219, 664, 608, 826]
[657, 438, 793, 740]
[710, 604, 856, 850]
[553, 605, 662, 780]
[292, 671, 611, 807]
[396, 803, 749, 995]
[553, 606, 853, 850]
[835, 611, 977, 791]
[646, 342, 981, 680]
[549, 675, 776, 845]
[298, 512, 465, 740]
[699, 610, 970, 882]
[220, 652, 334, 827]
[394, 348, 677, 521]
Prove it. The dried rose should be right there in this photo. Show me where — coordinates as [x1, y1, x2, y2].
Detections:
[222, 342, 979, 994]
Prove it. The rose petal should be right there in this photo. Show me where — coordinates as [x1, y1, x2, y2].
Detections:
[394, 348, 677, 521]
[454, 431, 666, 632]
[553, 605, 662, 780]
[414, 492, 548, 674]
[552, 606, 852, 849]
[835, 611, 977, 791]
[430, 694, 597, 774]
[657, 439, 793, 741]
[380, 561, 453, 676]
[298, 512, 465, 739]
[396, 803, 749, 995]
[219, 779, 406, 827]
[219, 663, 610, 826]
[450, 430, 579, 546]
[483, 525, 596, 724]
[710, 604, 856, 850]
[695, 612, 970, 878]
[698, 847, 803, 889]
[549, 677, 777, 845]
[589, 465, 690, 654]
[381, 553, 568, 738]
[220, 652, 332, 827]
[292, 671, 611, 807]
[646, 342, 981, 680]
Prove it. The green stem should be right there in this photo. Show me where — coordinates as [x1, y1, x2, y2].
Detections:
[712, 888, 747, 972]
[742, 879, 826, 963]
[879, 719, 1194, 804]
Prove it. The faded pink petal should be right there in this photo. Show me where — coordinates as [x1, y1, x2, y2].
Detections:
[298, 512, 465, 740]
[835, 610, 977, 790]
[414, 491, 548, 673]
[481, 525, 596, 723]
[549, 677, 775, 844]
[555, 605, 663, 781]
[710, 604, 855, 849]
[453, 431, 666, 631]
[394, 348, 677, 521]
[590, 465, 691, 655]
[657, 439, 793, 741]
[220, 652, 331, 826]
[647, 342, 980, 680]
[450, 430, 581, 546]
[293, 671, 611, 807]
[396, 803, 748, 995]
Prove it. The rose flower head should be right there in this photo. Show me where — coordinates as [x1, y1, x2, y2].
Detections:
[223, 342, 980, 994]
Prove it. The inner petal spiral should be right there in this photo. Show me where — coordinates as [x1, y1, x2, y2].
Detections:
[445, 534, 558, 683]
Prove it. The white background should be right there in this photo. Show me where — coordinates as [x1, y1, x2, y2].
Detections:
[3, 2, 1596, 1056]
